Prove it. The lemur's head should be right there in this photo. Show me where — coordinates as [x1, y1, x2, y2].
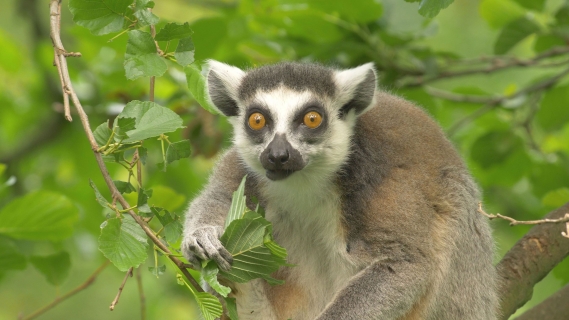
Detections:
[207, 61, 377, 182]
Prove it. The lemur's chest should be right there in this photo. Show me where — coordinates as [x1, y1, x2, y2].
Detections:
[231, 185, 358, 320]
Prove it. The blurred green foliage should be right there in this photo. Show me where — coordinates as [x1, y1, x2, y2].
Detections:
[0, 0, 568, 319]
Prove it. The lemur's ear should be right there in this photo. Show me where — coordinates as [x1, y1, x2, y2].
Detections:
[334, 63, 377, 117]
[207, 60, 245, 117]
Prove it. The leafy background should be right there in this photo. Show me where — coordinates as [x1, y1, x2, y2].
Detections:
[0, 0, 568, 319]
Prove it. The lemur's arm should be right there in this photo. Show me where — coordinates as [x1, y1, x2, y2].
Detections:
[315, 258, 432, 320]
[181, 148, 246, 271]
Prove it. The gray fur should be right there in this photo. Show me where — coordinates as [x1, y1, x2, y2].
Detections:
[238, 62, 336, 101]
[183, 61, 498, 320]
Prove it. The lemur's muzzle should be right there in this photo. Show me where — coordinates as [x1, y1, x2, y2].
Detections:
[260, 134, 306, 180]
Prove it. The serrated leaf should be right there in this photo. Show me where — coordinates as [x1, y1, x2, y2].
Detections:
[175, 37, 195, 67]
[155, 22, 194, 41]
[137, 188, 153, 215]
[220, 215, 286, 285]
[115, 100, 184, 143]
[30, 251, 71, 286]
[93, 121, 112, 147]
[149, 264, 166, 276]
[224, 176, 247, 229]
[114, 180, 137, 194]
[0, 237, 26, 272]
[99, 216, 148, 272]
[69, 0, 132, 35]
[125, 30, 167, 80]
[0, 191, 78, 241]
[133, 0, 159, 27]
[90, 179, 109, 208]
[202, 261, 231, 297]
[159, 140, 192, 170]
[115, 117, 136, 142]
[155, 210, 183, 242]
[185, 63, 219, 114]
[494, 17, 540, 54]
[193, 292, 223, 320]
[225, 297, 239, 320]
[417, 0, 454, 18]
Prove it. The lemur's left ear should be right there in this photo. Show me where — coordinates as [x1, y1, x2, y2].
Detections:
[207, 60, 245, 117]
[334, 63, 377, 117]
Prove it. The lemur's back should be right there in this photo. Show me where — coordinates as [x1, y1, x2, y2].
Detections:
[337, 91, 498, 319]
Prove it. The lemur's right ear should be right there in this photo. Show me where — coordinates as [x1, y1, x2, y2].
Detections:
[207, 60, 245, 117]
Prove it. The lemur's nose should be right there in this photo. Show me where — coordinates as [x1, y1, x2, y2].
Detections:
[268, 148, 289, 165]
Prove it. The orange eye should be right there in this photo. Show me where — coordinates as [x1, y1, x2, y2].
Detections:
[303, 111, 322, 129]
[248, 112, 266, 130]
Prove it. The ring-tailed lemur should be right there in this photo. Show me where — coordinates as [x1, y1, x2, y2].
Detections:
[182, 61, 498, 320]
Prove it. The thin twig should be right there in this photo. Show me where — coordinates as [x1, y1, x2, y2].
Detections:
[478, 203, 569, 231]
[49, 0, 204, 292]
[135, 268, 146, 320]
[21, 260, 110, 320]
[402, 46, 569, 87]
[444, 66, 569, 135]
[110, 267, 133, 311]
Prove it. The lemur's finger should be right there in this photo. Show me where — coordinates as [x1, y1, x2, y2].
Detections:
[207, 232, 233, 269]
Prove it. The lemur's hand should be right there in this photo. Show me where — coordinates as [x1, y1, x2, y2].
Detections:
[181, 226, 233, 271]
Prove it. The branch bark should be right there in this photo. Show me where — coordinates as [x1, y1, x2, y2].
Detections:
[514, 283, 569, 320]
[497, 202, 569, 319]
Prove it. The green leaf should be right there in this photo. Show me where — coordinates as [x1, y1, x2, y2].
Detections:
[224, 297, 239, 320]
[310, 0, 383, 23]
[542, 188, 569, 208]
[124, 30, 167, 80]
[149, 264, 166, 276]
[0, 191, 78, 241]
[99, 216, 148, 272]
[0, 237, 26, 272]
[69, 0, 132, 35]
[159, 140, 192, 170]
[417, 0, 454, 18]
[494, 17, 540, 54]
[114, 180, 137, 194]
[513, 0, 545, 11]
[155, 210, 183, 242]
[133, 0, 159, 27]
[0, 163, 5, 177]
[115, 100, 185, 143]
[155, 22, 194, 41]
[93, 121, 112, 147]
[137, 188, 153, 215]
[138, 147, 148, 165]
[192, 291, 223, 320]
[471, 131, 523, 169]
[224, 176, 247, 229]
[220, 213, 287, 285]
[202, 261, 231, 297]
[479, 0, 525, 29]
[30, 252, 71, 286]
[90, 179, 110, 208]
[537, 84, 569, 131]
[184, 63, 219, 115]
[175, 37, 195, 67]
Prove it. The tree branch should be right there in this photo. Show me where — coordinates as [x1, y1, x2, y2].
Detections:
[109, 267, 133, 311]
[135, 267, 146, 320]
[48, 0, 204, 293]
[21, 260, 110, 320]
[479, 203, 569, 228]
[496, 202, 569, 319]
[401, 46, 569, 87]
[514, 283, 569, 320]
